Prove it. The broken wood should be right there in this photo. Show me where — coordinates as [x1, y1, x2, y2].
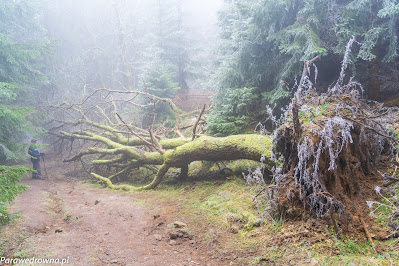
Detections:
[192, 104, 206, 141]
[360, 217, 381, 253]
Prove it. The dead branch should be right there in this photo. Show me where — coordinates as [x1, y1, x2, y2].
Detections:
[116, 113, 165, 154]
[179, 121, 205, 130]
[360, 217, 380, 253]
[192, 104, 206, 141]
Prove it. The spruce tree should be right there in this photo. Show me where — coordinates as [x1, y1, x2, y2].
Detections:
[0, 0, 51, 161]
[209, 0, 399, 135]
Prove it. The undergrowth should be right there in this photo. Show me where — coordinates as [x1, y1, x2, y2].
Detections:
[146, 175, 399, 264]
[0, 165, 30, 226]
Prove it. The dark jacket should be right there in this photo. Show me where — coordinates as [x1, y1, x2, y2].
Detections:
[28, 145, 40, 162]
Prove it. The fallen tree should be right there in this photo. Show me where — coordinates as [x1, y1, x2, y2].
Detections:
[44, 89, 273, 190]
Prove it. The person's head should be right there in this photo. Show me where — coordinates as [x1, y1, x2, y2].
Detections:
[31, 139, 37, 144]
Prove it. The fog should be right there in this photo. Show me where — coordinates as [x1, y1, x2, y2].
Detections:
[39, 0, 223, 102]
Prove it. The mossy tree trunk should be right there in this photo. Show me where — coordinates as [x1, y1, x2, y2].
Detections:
[61, 129, 273, 190]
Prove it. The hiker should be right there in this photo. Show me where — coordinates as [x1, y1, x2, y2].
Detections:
[28, 139, 43, 179]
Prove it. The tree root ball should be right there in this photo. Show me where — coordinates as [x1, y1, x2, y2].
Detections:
[271, 94, 396, 228]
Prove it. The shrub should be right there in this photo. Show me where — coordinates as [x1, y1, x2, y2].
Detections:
[0, 166, 29, 225]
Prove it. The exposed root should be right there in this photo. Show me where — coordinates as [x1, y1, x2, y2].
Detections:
[266, 39, 399, 233]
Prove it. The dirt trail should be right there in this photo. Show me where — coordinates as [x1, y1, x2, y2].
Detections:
[9, 174, 232, 265]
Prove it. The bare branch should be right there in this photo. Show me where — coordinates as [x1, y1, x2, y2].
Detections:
[116, 113, 165, 154]
[192, 104, 206, 141]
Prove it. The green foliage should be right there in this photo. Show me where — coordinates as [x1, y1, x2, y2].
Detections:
[261, 88, 290, 105]
[141, 58, 179, 99]
[208, 87, 259, 136]
[0, 0, 50, 162]
[139, 56, 179, 127]
[0, 81, 38, 162]
[0, 0, 50, 87]
[0, 165, 29, 225]
[339, 0, 399, 62]
[0, 105, 33, 162]
[211, 0, 399, 135]
[333, 236, 373, 254]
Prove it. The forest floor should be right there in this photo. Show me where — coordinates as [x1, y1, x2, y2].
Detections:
[1, 159, 399, 265]
[1, 174, 230, 265]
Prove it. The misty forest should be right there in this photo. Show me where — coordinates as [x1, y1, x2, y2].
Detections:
[1, 0, 399, 265]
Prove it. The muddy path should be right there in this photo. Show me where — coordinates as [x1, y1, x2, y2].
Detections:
[7, 175, 233, 265]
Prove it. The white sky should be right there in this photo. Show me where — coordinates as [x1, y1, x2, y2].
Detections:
[182, 0, 223, 27]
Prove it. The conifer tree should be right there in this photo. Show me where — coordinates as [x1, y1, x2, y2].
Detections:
[0, 0, 50, 225]
[0, 0, 51, 161]
[210, 0, 399, 135]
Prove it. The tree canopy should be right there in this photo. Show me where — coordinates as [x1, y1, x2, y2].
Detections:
[0, 0, 51, 162]
[208, 0, 399, 135]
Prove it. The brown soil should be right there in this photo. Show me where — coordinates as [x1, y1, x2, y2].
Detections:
[273, 94, 394, 233]
[5, 168, 235, 265]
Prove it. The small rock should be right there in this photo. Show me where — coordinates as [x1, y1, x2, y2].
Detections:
[153, 234, 163, 241]
[55, 228, 63, 233]
[229, 228, 238, 234]
[253, 220, 262, 227]
[94, 200, 100, 205]
[174, 221, 187, 228]
[169, 240, 177, 245]
[309, 258, 318, 266]
[105, 232, 109, 235]
[208, 229, 216, 236]
[154, 214, 160, 219]
[169, 230, 194, 243]
[169, 231, 184, 239]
